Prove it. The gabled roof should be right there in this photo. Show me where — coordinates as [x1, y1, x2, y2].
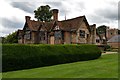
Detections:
[24, 20, 43, 31]
[23, 20, 55, 31]
[43, 21, 56, 31]
[107, 35, 120, 42]
[17, 30, 24, 36]
[57, 16, 90, 31]
[23, 15, 90, 32]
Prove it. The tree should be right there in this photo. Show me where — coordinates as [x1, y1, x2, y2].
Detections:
[96, 25, 107, 44]
[3, 31, 18, 43]
[34, 5, 53, 22]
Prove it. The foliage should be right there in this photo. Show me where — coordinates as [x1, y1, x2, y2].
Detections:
[2, 44, 101, 72]
[97, 44, 111, 51]
[2, 31, 18, 44]
[3, 54, 118, 78]
[97, 25, 107, 34]
[96, 25, 107, 44]
[34, 5, 52, 22]
[0, 37, 2, 43]
[105, 45, 111, 51]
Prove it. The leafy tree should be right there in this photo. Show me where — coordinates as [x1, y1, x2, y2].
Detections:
[34, 5, 53, 22]
[96, 25, 107, 44]
[3, 31, 18, 43]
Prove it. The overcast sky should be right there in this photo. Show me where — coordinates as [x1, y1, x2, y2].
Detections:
[0, 0, 119, 37]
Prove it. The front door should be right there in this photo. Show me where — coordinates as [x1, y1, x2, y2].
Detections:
[50, 36, 54, 44]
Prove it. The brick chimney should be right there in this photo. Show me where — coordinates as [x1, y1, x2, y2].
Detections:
[91, 24, 96, 44]
[25, 16, 31, 22]
[52, 9, 59, 21]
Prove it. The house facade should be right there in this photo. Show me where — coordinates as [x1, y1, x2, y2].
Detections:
[18, 9, 96, 44]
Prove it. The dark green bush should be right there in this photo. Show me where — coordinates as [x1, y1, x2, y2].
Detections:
[2, 44, 101, 72]
[105, 45, 111, 51]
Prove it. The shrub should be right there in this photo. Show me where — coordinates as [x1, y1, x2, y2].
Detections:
[2, 44, 101, 72]
[105, 45, 111, 51]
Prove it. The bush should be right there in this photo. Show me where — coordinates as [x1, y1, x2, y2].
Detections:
[105, 45, 111, 51]
[2, 44, 101, 72]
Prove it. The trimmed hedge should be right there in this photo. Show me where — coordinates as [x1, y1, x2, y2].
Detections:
[2, 44, 101, 72]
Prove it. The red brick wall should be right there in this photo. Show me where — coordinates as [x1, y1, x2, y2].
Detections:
[64, 32, 71, 44]
[107, 42, 120, 49]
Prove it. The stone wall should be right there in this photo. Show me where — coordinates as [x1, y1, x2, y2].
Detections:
[106, 28, 118, 40]
[64, 31, 71, 44]
[77, 21, 90, 44]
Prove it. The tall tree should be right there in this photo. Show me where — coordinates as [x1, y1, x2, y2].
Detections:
[96, 25, 107, 44]
[2, 31, 18, 43]
[34, 5, 52, 22]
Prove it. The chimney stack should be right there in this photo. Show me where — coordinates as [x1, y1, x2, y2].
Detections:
[25, 16, 31, 22]
[91, 24, 96, 44]
[52, 9, 59, 21]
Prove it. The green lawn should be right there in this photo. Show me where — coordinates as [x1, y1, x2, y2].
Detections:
[2, 53, 118, 78]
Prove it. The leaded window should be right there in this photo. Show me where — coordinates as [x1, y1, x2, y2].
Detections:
[55, 31, 62, 39]
[96, 39, 100, 43]
[18, 35, 22, 39]
[24, 31, 31, 39]
[39, 31, 46, 40]
[80, 30, 85, 38]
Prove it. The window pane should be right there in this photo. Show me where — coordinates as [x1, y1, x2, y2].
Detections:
[80, 30, 85, 38]
[55, 31, 61, 39]
[39, 31, 46, 40]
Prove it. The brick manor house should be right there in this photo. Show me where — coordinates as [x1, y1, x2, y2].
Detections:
[18, 9, 96, 44]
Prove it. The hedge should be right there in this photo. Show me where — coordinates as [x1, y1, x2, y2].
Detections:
[2, 44, 101, 72]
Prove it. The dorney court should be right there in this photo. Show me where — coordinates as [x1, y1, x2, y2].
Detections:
[17, 9, 119, 46]
[18, 9, 96, 44]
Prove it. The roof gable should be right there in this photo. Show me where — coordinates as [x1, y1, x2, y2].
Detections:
[57, 16, 90, 31]
[39, 25, 47, 31]
[23, 22, 30, 30]
[53, 25, 60, 30]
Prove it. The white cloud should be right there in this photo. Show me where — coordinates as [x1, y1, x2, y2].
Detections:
[0, 0, 119, 37]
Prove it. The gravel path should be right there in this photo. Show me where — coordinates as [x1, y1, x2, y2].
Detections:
[102, 52, 118, 55]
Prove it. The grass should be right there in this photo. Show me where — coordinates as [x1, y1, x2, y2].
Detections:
[2, 53, 118, 78]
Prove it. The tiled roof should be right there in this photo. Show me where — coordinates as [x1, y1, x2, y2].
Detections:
[27, 20, 43, 31]
[26, 20, 55, 31]
[107, 35, 120, 42]
[57, 16, 88, 31]
[44, 21, 55, 31]
[17, 30, 24, 36]
[24, 15, 90, 32]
